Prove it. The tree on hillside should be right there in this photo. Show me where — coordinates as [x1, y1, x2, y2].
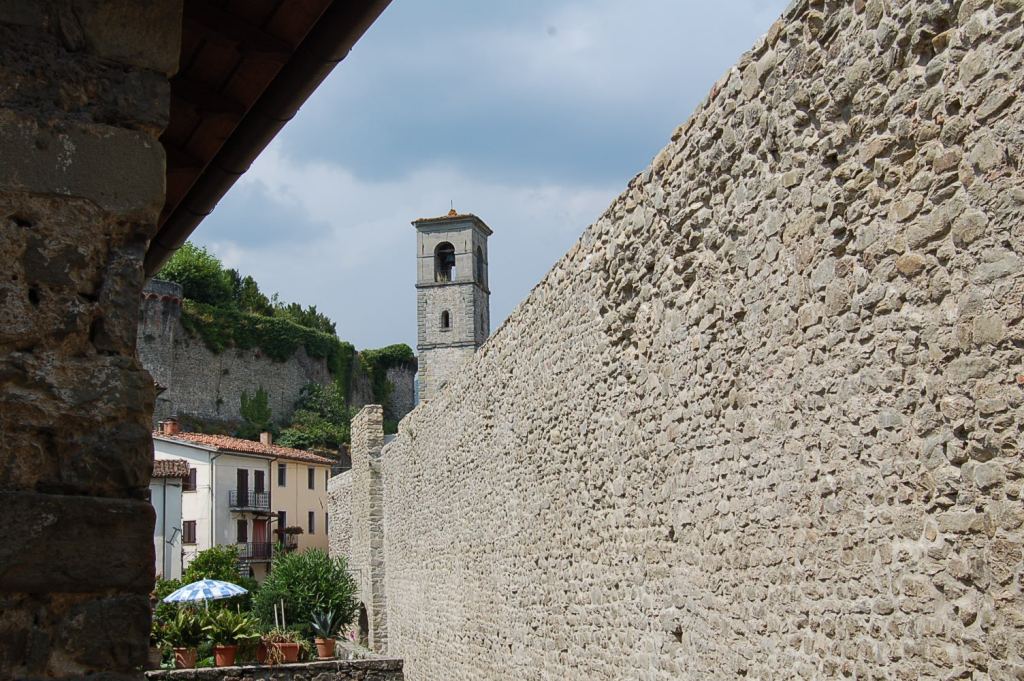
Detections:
[227, 269, 275, 316]
[157, 242, 234, 307]
[277, 381, 350, 450]
[238, 386, 274, 440]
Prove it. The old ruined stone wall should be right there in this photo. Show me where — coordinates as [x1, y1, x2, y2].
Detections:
[138, 280, 183, 422]
[137, 295, 416, 426]
[328, 470, 353, 559]
[168, 334, 329, 425]
[349, 406, 388, 652]
[384, 364, 417, 422]
[381, 1, 1024, 679]
[136, 290, 329, 426]
[0, 1, 182, 678]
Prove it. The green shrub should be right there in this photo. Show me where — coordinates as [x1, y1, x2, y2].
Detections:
[183, 545, 243, 583]
[202, 609, 260, 646]
[160, 608, 205, 649]
[274, 301, 336, 336]
[179, 300, 355, 391]
[310, 609, 346, 640]
[277, 382, 350, 450]
[252, 549, 357, 638]
[238, 387, 274, 441]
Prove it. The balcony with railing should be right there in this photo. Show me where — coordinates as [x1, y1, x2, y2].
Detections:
[228, 490, 270, 512]
[274, 531, 300, 551]
[236, 542, 273, 562]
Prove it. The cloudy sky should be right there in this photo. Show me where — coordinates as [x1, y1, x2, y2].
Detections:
[192, 0, 790, 350]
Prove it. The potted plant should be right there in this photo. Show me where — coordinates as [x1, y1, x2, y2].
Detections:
[161, 609, 204, 669]
[310, 610, 343, 659]
[262, 627, 301, 663]
[202, 609, 259, 667]
[280, 526, 303, 550]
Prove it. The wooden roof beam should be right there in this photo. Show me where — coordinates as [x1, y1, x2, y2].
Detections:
[171, 76, 247, 117]
[184, 0, 293, 63]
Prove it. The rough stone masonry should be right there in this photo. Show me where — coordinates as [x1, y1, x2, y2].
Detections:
[0, 1, 182, 677]
[345, 0, 1024, 679]
[138, 280, 418, 427]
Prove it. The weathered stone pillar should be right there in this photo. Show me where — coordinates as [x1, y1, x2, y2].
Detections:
[327, 470, 353, 559]
[0, 2, 181, 678]
[349, 405, 388, 653]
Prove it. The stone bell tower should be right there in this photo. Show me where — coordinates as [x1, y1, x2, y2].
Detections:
[413, 208, 492, 401]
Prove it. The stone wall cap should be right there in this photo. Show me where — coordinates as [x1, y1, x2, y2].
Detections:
[144, 278, 184, 298]
[144, 657, 404, 678]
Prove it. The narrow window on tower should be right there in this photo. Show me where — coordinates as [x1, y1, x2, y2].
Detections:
[440, 310, 450, 330]
[435, 242, 456, 282]
[476, 246, 484, 284]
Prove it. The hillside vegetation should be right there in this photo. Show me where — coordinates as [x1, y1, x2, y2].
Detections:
[158, 242, 413, 445]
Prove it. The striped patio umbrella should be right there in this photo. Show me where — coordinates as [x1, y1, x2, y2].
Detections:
[162, 579, 248, 604]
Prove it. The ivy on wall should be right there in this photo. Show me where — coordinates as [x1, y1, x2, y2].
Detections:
[158, 243, 415, 446]
[359, 344, 415, 404]
[180, 300, 356, 394]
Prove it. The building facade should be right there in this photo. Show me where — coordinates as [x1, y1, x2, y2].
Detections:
[150, 458, 189, 581]
[414, 210, 492, 401]
[152, 421, 333, 580]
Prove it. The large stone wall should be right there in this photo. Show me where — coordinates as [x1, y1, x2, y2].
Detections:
[0, 1, 181, 677]
[170, 335, 329, 424]
[384, 364, 417, 423]
[137, 291, 416, 426]
[377, 1, 1024, 679]
[138, 280, 183, 422]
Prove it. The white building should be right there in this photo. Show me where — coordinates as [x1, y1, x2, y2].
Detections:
[152, 419, 334, 581]
[151, 458, 189, 581]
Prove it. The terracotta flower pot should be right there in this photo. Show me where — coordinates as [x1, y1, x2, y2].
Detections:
[173, 647, 197, 669]
[213, 644, 238, 667]
[272, 641, 300, 663]
[255, 641, 269, 665]
[315, 637, 335, 659]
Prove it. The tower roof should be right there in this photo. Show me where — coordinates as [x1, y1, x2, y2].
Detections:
[412, 211, 493, 236]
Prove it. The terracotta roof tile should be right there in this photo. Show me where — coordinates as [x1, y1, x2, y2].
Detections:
[411, 212, 493, 235]
[153, 458, 190, 479]
[156, 432, 336, 465]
